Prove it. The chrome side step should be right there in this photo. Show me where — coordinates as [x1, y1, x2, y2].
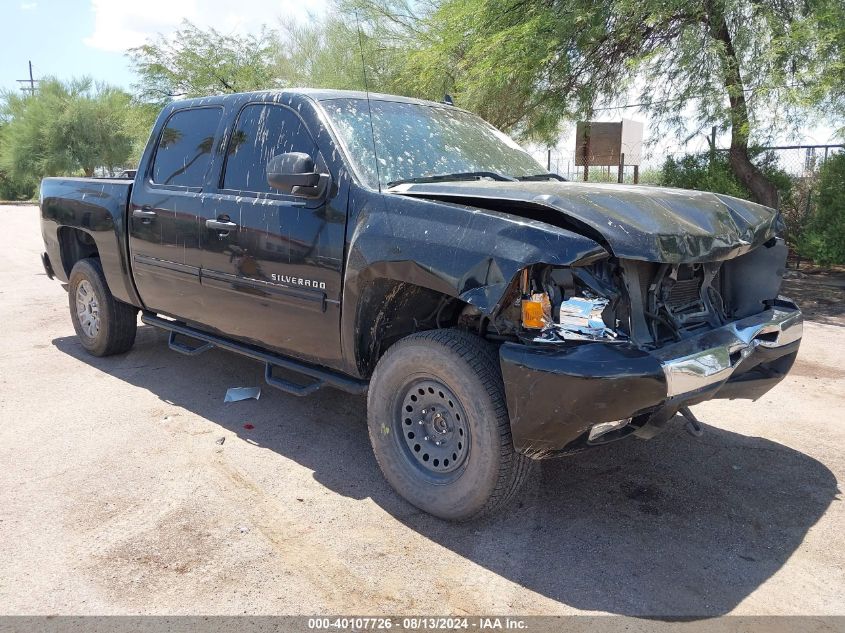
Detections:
[143, 312, 368, 396]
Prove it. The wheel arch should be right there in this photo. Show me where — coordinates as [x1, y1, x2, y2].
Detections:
[58, 226, 99, 278]
[352, 277, 474, 378]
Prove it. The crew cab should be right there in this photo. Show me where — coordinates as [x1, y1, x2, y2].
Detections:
[39, 89, 802, 520]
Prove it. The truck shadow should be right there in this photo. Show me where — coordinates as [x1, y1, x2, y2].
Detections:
[53, 326, 839, 617]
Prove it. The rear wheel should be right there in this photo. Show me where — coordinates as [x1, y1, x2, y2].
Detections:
[367, 329, 533, 521]
[68, 258, 137, 357]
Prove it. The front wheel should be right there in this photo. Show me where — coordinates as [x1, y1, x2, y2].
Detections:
[68, 258, 138, 357]
[367, 329, 533, 521]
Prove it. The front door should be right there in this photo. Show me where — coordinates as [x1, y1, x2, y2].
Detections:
[128, 106, 224, 323]
[198, 102, 346, 366]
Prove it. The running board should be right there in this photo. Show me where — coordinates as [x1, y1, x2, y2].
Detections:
[142, 313, 368, 396]
[168, 331, 213, 356]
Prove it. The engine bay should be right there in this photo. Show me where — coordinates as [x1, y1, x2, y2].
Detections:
[495, 238, 789, 350]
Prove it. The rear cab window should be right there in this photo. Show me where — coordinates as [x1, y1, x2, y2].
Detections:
[151, 107, 224, 189]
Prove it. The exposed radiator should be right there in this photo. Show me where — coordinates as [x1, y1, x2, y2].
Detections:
[666, 277, 702, 310]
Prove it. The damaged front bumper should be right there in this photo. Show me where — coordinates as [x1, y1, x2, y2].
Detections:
[499, 301, 803, 458]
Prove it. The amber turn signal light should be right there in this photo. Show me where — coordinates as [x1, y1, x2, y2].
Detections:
[521, 292, 551, 329]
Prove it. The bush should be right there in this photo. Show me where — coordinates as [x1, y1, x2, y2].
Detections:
[0, 124, 36, 200]
[0, 77, 136, 181]
[800, 153, 845, 265]
[0, 169, 36, 201]
[660, 152, 749, 198]
[659, 151, 793, 203]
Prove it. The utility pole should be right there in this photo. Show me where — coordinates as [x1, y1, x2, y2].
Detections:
[16, 61, 38, 95]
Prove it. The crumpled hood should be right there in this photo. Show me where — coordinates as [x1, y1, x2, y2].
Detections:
[389, 180, 781, 263]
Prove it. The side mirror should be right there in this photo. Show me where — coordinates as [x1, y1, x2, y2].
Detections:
[267, 152, 321, 194]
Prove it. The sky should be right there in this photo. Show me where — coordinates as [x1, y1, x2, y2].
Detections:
[0, 0, 327, 94]
[0, 0, 839, 166]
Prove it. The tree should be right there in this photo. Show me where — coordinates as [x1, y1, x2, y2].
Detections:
[813, 1, 845, 138]
[361, 0, 843, 208]
[128, 21, 290, 101]
[127, 17, 399, 102]
[122, 100, 159, 167]
[0, 123, 35, 200]
[282, 14, 403, 92]
[0, 77, 136, 179]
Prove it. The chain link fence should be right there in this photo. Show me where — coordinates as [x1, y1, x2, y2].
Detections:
[533, 144, 844, 186]
[761, 145, 844, 266]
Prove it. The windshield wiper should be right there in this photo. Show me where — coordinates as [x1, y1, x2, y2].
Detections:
[516, 173, 567, 182]
[386, 171, 517, 188]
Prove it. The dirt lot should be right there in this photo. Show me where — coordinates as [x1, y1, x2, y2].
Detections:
[782, 267, 845, 327]
[1, 203, 843, 617]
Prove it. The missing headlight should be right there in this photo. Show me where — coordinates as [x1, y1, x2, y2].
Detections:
[558, 295, 618, 339]
[512, 264, 628, 343]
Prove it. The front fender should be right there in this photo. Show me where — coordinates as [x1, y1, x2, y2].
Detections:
[339, 189, 609, 376]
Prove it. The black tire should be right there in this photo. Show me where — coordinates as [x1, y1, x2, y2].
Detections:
[68, 258, 138, 357]
[367, 329, 533, 521]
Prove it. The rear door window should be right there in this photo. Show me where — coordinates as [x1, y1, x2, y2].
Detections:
[222, 103, 317, 194]
[152, 107, 223, 188]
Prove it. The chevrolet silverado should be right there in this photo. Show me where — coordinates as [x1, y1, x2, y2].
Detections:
[39, 89, 803, 520]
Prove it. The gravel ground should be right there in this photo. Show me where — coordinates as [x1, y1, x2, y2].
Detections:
[1, 204, 843, 617]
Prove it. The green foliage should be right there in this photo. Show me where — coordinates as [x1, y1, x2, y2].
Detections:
[659, 151, 793, 201]
[298, 13, 413, 92]
[0, 168, 35, 201]
[661, 153, 750, 199]
[0, 123, 36, 199]
[347, 0, 843, 207]
[374, 0, 843, 145]
[128, 21, 288, 101]
[127, 16, 405, 101]
[0, 77, 136, 180]
[125, 4, 842, 162]
[810, 0, 845, 137]
[123, 101, 159, 167]
[800, 153, 845, 265]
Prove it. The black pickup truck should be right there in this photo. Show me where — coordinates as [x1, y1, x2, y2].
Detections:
[40, 89, 803, 520]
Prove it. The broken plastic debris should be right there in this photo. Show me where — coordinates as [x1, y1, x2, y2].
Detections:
[215, 437, 226, 445]
[224, 386, 261, 403]
[559, 296, 608, 330]
[532, 294, 624, 342]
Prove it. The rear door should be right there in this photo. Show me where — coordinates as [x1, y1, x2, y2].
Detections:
[129, 106, 224, 323]
[198, 101, 347, 365]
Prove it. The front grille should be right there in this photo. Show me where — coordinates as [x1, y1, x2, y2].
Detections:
[617, 259, 727, 346]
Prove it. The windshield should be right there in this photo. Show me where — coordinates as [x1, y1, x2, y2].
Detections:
[319, 98, 545, 189]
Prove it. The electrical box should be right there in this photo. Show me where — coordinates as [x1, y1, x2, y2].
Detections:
[574, 120, 643, 166]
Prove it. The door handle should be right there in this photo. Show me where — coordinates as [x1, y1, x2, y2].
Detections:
[206, 218, 238, 231]
[132, 208, 157, 220]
